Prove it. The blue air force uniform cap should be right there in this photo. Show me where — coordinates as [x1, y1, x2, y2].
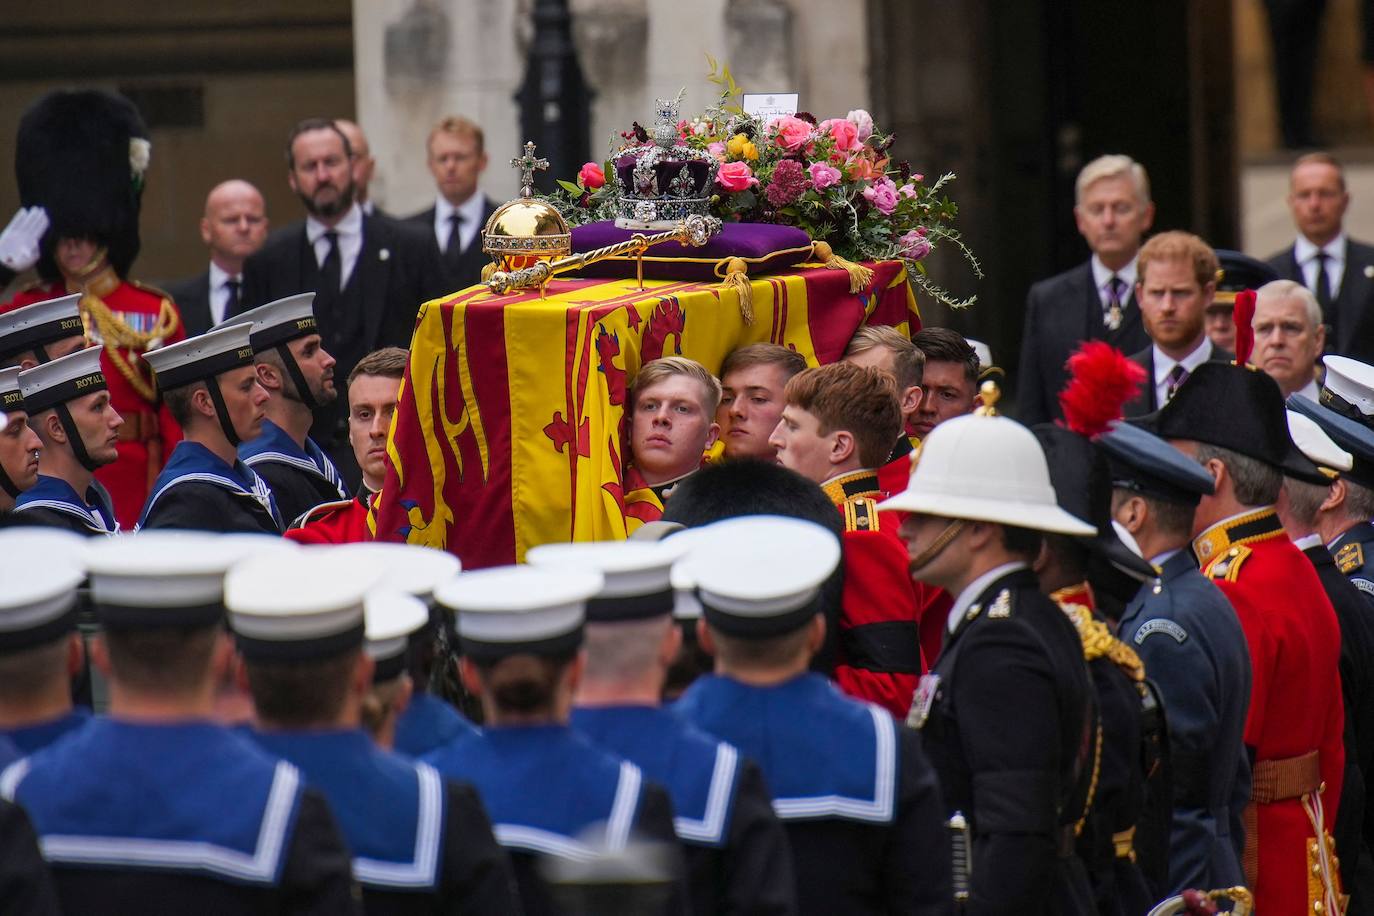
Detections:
[85, 531, 241, 630]
[434, 565, 602, 661]
[0, 536, 84, 653]
[364, 590, 430, 683]
[1288, 393, 1374, 490]
[675, 515, 841, 639]
[526, 540, 686, 622]
[1099, 420, 1216, 506]
[226, 549, 383, 661]
[0, 293, 83, 364]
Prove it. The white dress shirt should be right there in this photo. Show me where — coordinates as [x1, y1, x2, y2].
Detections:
[1293, 377, 1321, 403]
[1152, 337, 1213, 408]
[946, 561, 1029, 633]
[206, 261, 242, 327]
[433, 193, 486, 255]
[306, 203, 364, 290]
[1295, 233, 1346, 299]
[1091, 254, 1139, 312]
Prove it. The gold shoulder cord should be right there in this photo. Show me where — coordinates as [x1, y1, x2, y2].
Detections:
[70, 250, 179, 403]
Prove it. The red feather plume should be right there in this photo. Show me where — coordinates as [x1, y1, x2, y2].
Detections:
[1057, 341, 1148, 438]
[1232, 288, 1257, 366]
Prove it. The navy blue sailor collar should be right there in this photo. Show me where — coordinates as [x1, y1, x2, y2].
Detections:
[140, 441, 281, 527]
[239, 419, 347, 498]
[14, 474, 117, 532]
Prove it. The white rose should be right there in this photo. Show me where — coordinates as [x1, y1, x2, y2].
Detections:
[129, 138, 151, 177]
[846, 109, 874, 142]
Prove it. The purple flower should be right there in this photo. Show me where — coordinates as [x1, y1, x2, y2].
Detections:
[765, 158, 807, 207]
[899, 228, 931, 260]
[862, 177, 899, 215]
[808, 161, 842, 191]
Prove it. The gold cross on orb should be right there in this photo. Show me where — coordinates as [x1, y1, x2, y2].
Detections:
[511, 141, 550, 197]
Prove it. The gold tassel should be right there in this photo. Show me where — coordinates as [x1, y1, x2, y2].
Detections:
[811, 241, 874, 294]
[719, 257, 753, 324]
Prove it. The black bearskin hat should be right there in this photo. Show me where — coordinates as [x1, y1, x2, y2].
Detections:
[15, 89, 150, 282]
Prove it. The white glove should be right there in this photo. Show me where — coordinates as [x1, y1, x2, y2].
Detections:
[0, 207, 50, 273]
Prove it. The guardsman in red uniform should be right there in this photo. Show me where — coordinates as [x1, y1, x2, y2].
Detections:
[287, 345, 407, 543]
[3, 90, 184, 529]
[770, 361, 927, 716]
[1149, 342, 1347, 913]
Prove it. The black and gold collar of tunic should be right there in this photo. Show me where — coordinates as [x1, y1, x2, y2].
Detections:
[821, 469, 881, 506]
[1191, 507, 1284, 566]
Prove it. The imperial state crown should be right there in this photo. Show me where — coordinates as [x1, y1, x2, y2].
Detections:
[613, 94, 719, 231]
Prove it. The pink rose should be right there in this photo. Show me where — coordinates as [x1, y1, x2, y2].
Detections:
[898, 228, 931, 261]
[862, 177, 899, 215]
[846, 109, 874, 141]
[820, 118, 861, 153]
[808, 161, 842, 191]
[770, 115, 814, 152]
[707, 141, 727, 160]
[716, 161, 759, 192]
[899, 183, 917, 199]
[578, 162, 605, 190]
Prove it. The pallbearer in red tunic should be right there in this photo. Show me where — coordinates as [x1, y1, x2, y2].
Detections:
[4, 90, 184, 528]
[1148, 323, 1347, 914]
[772, 361, 926, 716]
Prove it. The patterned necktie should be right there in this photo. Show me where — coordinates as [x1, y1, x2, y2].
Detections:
[1165, 363, 1189, 402]
[1104, 275, 1125, 330]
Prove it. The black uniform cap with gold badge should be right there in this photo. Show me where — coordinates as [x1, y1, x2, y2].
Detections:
[674, 515, 841, 639]
[0, 294, 84, 366]
[17, 345, 108, 472]
[1207, 250, 1279, 316]
[142, 322, 255, 445]
[365, 590, 431, 684]
[435, 565, 603, 662]
[85, 531, 241, 630]
[215, 293, 323, 410]
[526, 540, 686, 623]
[226, 548, 385, 661]
[0, 535, 84, 653]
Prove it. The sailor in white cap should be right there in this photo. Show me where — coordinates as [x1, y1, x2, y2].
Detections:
[12, 346, 121, 534]
[0, 533, 89, 754]
[0, 532, 357, 913]
[228, 548, 517, 914]
[138, 323, 282, 532]
[670, 515, 951, 916]
[878, 413, 1099, 915]
[0, 293, 86, 370]
[529, 540, 797, 916]
[1321, 354, 1374, 426]
[0, 367, 42, 512]
[332, 541, 475, 758]
[361, 588, 431, 750]
[227, 294, 347, 524]
[423, 564, 687, 915]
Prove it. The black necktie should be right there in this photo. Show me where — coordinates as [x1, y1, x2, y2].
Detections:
[320, 230, 341, 293]
[445, 213, 465, 261]
[224, 277, 241, 314]
[1314, 251, 1334, 325]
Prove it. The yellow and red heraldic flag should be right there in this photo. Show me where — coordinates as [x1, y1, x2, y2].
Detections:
[375, 261, 920, 568]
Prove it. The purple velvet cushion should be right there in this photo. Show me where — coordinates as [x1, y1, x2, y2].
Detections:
[568, 221, 814, 281]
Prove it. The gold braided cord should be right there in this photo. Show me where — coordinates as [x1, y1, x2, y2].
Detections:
[1060, 600, 1146, 682]
[80, 291, 178, 403]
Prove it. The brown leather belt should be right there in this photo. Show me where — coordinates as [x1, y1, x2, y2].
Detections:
[115, 410, 159, 443]
[1251, 750, 1322, 803]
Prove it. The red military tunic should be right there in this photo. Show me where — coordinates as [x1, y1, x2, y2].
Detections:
[4, 269, 183, 529]
[1193, 508, 1346, 914]
[285, 492, 375, 544]
[822, 469, 928, 717]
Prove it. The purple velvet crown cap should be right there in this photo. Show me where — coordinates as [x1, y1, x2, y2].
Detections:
[569, 221, 813, 281]
[614, 154, 712, 198]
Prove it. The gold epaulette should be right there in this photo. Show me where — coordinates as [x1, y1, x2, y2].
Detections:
[130, 279, 175, 301]
[842, 496, 880, 533]
[290, 497, 352, 529]
[1203, 543, 1253, 583]
[1059, 601, 1146, 682]
[1337, 542, 1366, 576]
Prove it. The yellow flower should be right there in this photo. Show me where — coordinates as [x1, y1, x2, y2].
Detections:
[742, 141, 758, 161]
[726, 133, 750, 159]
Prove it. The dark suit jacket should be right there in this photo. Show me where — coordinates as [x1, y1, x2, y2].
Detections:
[1122, 342, 1235, 417]
[1267, 239, 1374, 361]
[163, 270, 213, 336]
[405, 196, 500, 294]
[237, 212, 445, 484]
[1018, 260, 1150, 425]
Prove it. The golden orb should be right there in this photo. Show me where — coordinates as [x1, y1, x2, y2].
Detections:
[481, 197, 571, 274]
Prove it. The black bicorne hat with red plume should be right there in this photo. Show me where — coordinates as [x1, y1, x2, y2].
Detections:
[15, 89, 150, 282]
